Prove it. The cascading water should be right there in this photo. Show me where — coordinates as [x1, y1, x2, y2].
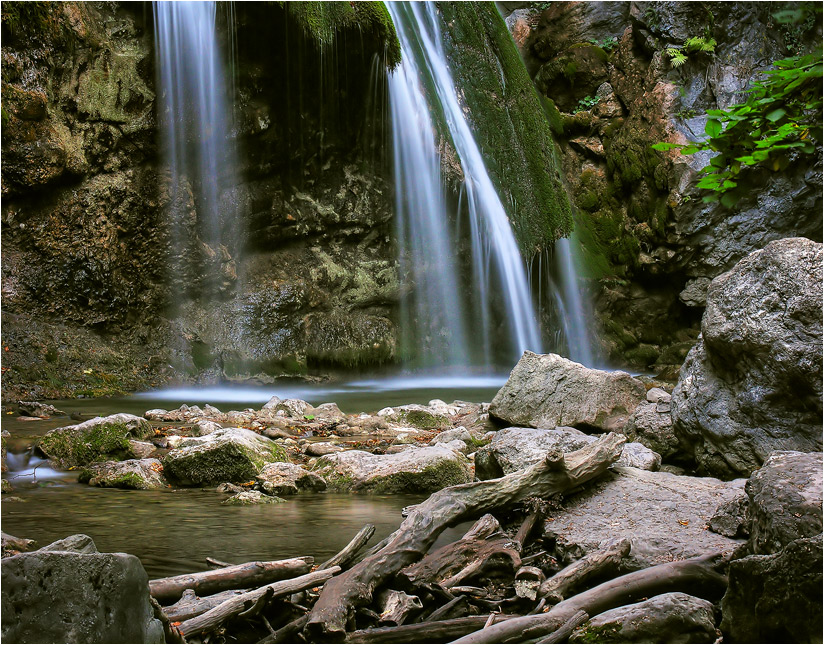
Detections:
[154, 1, 239, 294]
[555, 235, 595, 365]
[388, 2, 542, 371]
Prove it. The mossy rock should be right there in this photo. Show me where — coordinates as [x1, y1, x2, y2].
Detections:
[222, 491, 286, 505]
[624, 343, 661, 368]
[394, 409, 451, 431]
[78, 458, 167, 490]
[38, 414, 152, 469]
[1, 479, 13, 494]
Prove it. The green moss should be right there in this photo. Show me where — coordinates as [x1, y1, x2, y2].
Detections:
[283, 2, 401, 68]
[574, 621, 624, 643]
[624, 343, 660, 367]
[395, 409, 450, 430]
[105, 472, 146, 490]
[39, 422, 134, 468]
[436, 2, 574, 254]
[1, 479, 12, 494]
[369, 461, 470, 493]
[163, 440, 286, 487]
[540, 96, 565, 136]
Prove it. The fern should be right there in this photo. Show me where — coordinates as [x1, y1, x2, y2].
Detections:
[684, 36, 716, 53]
[666, 48, 688, 67]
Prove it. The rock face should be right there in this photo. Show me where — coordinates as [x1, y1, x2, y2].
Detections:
[314, 445, 472, 494]
[544, 466, 745, 569]
[162, 428, 287, 486]
[78, 458, 167, 490]
[570, 592, 717, 644]
[1, 541, 163, 643]
[38, 414, 154, 468]
[671, 238, 823, 477]
[490, 352, 646, 432]
[474, 426, 659, 480]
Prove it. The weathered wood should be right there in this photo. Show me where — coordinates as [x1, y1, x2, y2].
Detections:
[539, 538, 631, 602]
[452, 552, 728, 643]
[514, 566, 545, 601]
[423, 596, 469, 623]
[149, 596, 185, 644]
[1, 531, 36, 552]
[320, 524, 376, 570]
[378, 589, 423, 626]
[178, 566, 340, 638]
[514, 510, 543, 551]
[150, 557, 314, 603]
[306, 435, 624, 640]
[440, 543, 521, 589]
[534, 610, 589, 644]
[258, 614, 309, 644]
[165, 588, 246, 623]
[345, 615, 495, 644]
[206, 557, 234, 569]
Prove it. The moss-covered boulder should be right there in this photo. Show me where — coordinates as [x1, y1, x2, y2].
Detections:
[38, 414, 153, 469]
[313, 445, 472, 493]
[162, 428, 288, 487]
[222, 490, 286, 505]
[78, 458, 167, 490]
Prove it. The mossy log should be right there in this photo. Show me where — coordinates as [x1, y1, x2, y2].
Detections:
[452, 552, 728, 643]
[304, 433, 626, 640]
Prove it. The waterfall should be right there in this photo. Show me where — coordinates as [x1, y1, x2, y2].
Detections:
[388, 2, 542, 371]
[555, 235, 595, 366]
[154, 1, 238, 296]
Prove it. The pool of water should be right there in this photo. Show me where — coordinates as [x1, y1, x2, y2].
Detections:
[2, 375, 499, 578]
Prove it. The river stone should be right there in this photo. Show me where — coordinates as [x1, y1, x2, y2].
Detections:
[545, 466, 745, 569]
[38, 414, 153, 468]
[745, 450, 823, 555]
[256, 462, 326, 495]
[162, 428, 287, 486]
[78, 458, 167, 490]
[314, 444, 472, 493]
[1, 550, 163, 643]
[194, 419, 222, 435]
[387, 403, 452, 430]
[570, 592, 717, 644]
[17, 401, 66, 418]
[222, 490, 285, 505]
[474, 427, 659, 480]
[721, 534, 823, 643]
[304, 441, 344, 457]
[624, 402, 677, 459]
[671, 238, 823, 478]
[430, 426, 472, 445]
[273, 398, 311, 418]
[490, 352, 646, 432]
[38, 534, 97, 554]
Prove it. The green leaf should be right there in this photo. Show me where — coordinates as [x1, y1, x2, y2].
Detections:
[720, 192, 740, 208]
[681, 145, 702, 155]
[702, 193, 720, 203]
[705, 119, 722, 138]
[651, 142, 682, 151]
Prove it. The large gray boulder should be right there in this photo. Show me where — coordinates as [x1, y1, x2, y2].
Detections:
[163, 428, 287, 486]
[313, 445, 472, 493]
[1, 539, 163, 643]
[474, 427, 660, 480]
[570, 592, 717, 644]
[671, 238, 823, 478]
[624, 400, 678, 460]
[490, 352, 646, 432]
[38, 414, 154, 469]
[545, 466, 745, 569]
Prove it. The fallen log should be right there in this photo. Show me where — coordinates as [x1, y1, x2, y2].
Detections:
[150, 557, 313, 603]
[258, 614, 309, 644]
[305, 433, 625, 640]
[514, 509, 544, 552]
[320, 524, 376, 570]
[1, 531, 36, 552]
[165, 588, 247, 623]
[535, 610, 588, 644]
[345, 615, 495, 644]
[451, 552, 728, 643]
[178, 565, 340, 639]
[423, 596, 469, 623]
[539, 538, 631, 602]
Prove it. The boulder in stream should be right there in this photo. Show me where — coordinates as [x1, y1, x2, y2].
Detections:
[17, 401, 66, 418]
[162, 428, 287, 486]
[78, 458, 168, 490]
[256, 462, 327, 495]
[38, 414, 154, 469]
[490, 352, 646, 432]
[313, 444, 472, 493]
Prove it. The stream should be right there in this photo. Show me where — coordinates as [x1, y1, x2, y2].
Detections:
[2, 375, 504, 578]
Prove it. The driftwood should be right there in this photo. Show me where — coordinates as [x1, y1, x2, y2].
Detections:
[345, 615, 495, 643]
[378, 589, 423, 626]
[258, 614, 309, 644]
[149, 596, 185, 644]
[150, 557, 313, 603]
[535, 610, 589, 644]
[320, 524, 376, 570]
[423, 595, 469, 623]
[539, 538, 631, 602]
[306, 433, 625, 640]
[1, 531, 36, 552]
[452, 552, 728, 643]
[164, 588, 246, 622]
[178, 565, 340, 638]
[206, 557, 234, 569]
[514, 566, 545, 601]
[514, 509, 544, 551]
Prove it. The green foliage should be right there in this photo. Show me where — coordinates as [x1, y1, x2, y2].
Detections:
[675, 107, 698, 120]
[665, 35, 716, 68]
[589, 36, 618, 52]
[652, 51, 823, 207]
[573, 95, 600, 114]
[773, 3, 820, 55]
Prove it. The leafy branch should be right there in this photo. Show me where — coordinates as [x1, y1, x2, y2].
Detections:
[652, 51, 823, 207]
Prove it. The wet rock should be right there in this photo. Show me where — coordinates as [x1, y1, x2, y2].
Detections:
[314, 445, 472, 494]
[78, 458, 167, 490]
[38, 414, 153, 469]
[38, 534, 97, 554]
[274, 398, 312, 419]
[672, 238, 823, 477]
[383, 402, 452, 430]
[256, 462, 326, 496]
[163, 428, 287, 486]
[430, 426, 472, 445]
[545, 467, 745, 569]
[17, 401, 66, 418]
[129, 440, 156, 459]
[708, 491, 749, 539]
[313, 402, 345, 421]
[304, 441, 345, 457]
[194, 419, 222, 436]
[475, 427, 659, 480]
[721, 534, 822, 643]
[490, 352, 646, 432]
[1, 549, 163, 643]
[570, 592, 717, 644]
[746, 451, 822, 555]
[222, 490, 285, 505]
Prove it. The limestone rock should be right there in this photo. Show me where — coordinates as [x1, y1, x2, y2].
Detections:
[304, 441, 344, 457]
[1, 550, 163, 643]
[222, 490, 285, 505]
[38, 534, 97, 554]
[255, 462, 326, 496]
[672, 238, 823, 478]
[708, 491, 749, 539]
[38, 414, 153, 468]
[490, 352, 646, 432]
[79, 458, 167, 490]
[163, 428, 287, 486]
[624, 401, 677, 459]
[570, 592, 717, 644]
[314, 445, 472, 494]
